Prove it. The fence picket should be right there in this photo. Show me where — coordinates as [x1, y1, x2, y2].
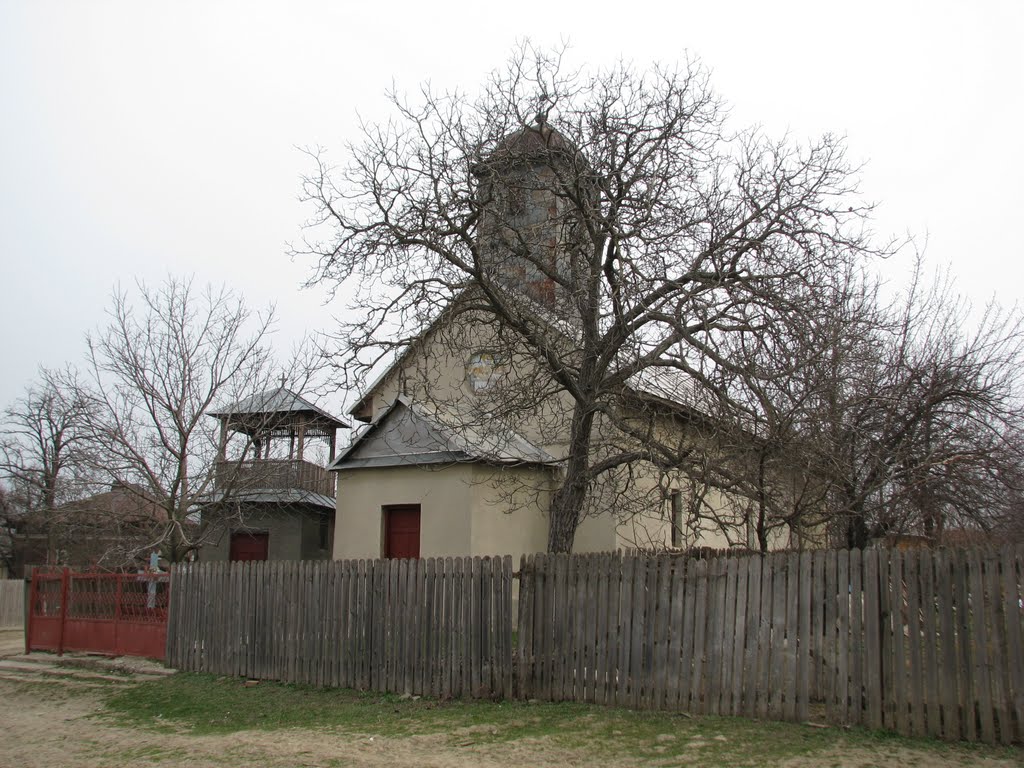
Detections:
[982, 549, 1009, 745]
[919, 549, 940, 738]
[743, 555, 761, 719]
[1002, 546, 1024, 742]
[936, 548, 959, 739]
[969, 549, 995, 743]
[905, 550, 924, 738]
[953, 549, 976, 741]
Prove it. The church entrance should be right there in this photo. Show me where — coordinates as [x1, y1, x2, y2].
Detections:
[383, 505, 420, 559]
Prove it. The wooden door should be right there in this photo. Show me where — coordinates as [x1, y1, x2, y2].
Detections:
[229, 531, 269, 562]
[384, 505, 420, 559]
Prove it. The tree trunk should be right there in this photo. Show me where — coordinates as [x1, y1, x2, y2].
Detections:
[547, 406, 595, 553]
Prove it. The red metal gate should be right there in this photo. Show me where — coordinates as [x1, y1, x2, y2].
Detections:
[26, 568, 170, 660]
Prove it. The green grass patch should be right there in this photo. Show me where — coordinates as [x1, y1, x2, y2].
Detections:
[102, 674, 1023, 766]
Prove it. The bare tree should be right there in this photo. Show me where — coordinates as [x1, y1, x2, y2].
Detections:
[80, 277, 282, 563]
[0, 368, 94, 511]
[296, 45, 888, 553]
[0, 368, 98, 571]
[817, 265, 1024, 547]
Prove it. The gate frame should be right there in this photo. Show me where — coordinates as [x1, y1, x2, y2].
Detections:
[26, 566, 171, 660]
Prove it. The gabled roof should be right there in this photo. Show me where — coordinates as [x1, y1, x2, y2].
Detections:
[330, 395, 555, 471]
[209, 386, 349, 430]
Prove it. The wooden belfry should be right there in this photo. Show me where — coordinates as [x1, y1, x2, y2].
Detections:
[208, 381, 347, 497]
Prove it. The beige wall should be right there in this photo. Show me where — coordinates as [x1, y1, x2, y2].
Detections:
[359, 311, 573, 460]
[334, 464, 474, 560]
[334, 461, 630, 560]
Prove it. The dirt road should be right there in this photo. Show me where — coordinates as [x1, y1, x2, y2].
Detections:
[0, 631, 1019, 768]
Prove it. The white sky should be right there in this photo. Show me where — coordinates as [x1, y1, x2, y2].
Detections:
[1, 0, 1021, 415]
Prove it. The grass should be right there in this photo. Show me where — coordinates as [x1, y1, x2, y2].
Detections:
[99, 673, 1024, 766]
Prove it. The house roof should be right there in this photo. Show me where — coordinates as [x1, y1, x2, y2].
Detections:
[208, 488, 336, 511]
[626, 366, 716, 413]
[209, 385, 349, 432]
[331, 395, 555, 471]
[45, 483, 168, 525]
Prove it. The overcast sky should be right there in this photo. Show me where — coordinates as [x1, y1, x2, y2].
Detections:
[1, 0, 1021, 415]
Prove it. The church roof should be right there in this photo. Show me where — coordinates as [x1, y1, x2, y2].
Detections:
[473, 117, 586, 177]
[331, 395, 555, 471]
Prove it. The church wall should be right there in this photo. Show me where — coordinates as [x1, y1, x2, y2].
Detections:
[362, 310, 574, 460]
[468, 465, 550, 557]
[333, 464, 474, 559]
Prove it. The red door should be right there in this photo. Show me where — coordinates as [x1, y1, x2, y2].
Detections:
[230, 531, 269, 562]
[384, 505, 420, 559]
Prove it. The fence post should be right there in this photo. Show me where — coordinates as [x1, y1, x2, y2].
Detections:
[25, 568, 38, 654]
[114, 573, 124, 655]
[57, 567, 70, 656]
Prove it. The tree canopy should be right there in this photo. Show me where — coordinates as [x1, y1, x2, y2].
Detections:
[297, 45, 897, 552]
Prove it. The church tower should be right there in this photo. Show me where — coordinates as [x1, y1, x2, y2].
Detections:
[472, 116, 592, 309]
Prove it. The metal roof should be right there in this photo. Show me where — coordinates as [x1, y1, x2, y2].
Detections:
[331, 395, 555, 471]
[203, 488, 336, 511]
[209, 386, 349, 428]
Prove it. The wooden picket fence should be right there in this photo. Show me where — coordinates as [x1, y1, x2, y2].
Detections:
[0, 579, 25, 629]
[165, 545, 1023, 744]
[166, 557, 514, 699]
[516, 546, 1024, 744]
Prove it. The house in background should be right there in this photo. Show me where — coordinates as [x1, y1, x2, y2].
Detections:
[8, 482, 167, 575]
[202, 385, 348, 563]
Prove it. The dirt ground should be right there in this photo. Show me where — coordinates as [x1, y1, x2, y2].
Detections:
[0, 628, 1020, 768]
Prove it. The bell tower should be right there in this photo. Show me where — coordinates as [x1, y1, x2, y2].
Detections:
[473, 115, 585, 308]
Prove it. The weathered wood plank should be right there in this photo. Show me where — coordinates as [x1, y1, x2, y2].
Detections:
[667, 556, 685, 711]
[936, 548, 959, 740]
[823, 549, 837, 721]
[768, 553, 788, 720]
[722, 557, 739, 716]
[679, 558, 697, 713]
[811, 550, 825, 699]
[968, 549, 995, 744]
[1001, 545, 1024, 743]
[836, 550, 850, 725]
[615, 555, 632, 708]
[905, 550, 925, 738]
[848, 549, 863, 727]
[953, 549, 976, 741]
[691, 558, 710, 715]
[502, 555, 514, 699]
[729, 556, 748, 717]
[890, 549, 909, 736]
[517, 555, 532, 700]
[919, 549, 940, 738]
[784, 551, 800, 722]
[704, 556, 723, 716]
[642, 555, 659, 709]
[442, 557, 455, 700]
[629, 555, 646, 709]
[982, 549, 1009, 745]
[797, 551, 812, 723]
[863, 548, 882, 731]
[755, 554, 773, 720]
[877, 549, 892, 729]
